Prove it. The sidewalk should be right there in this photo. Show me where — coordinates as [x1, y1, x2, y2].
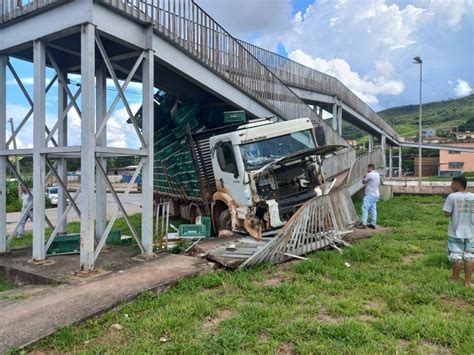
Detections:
[0, 254, 214, 353]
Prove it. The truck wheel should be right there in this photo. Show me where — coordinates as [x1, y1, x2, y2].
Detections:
[217, 209, 232, 233]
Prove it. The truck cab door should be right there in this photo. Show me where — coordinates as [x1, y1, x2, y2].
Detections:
[212, 140, 250, 207]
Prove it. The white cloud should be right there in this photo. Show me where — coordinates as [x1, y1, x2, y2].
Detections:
[195, 0, 292, 35]
[67, 103, 142, 148]
[453, 79, 472, 97]
[427, 0, 472, 32]
[195, 0, 472, 108]
[289, 50, 404, 104]
[106, 103, 142, 148]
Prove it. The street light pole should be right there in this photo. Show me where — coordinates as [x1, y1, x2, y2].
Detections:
[413, 56, 423, 186]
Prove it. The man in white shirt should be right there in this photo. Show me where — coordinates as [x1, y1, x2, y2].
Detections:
[442, 176, 473, 288]
[356, 164, 381, 230]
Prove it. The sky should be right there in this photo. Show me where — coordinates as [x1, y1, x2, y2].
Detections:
[196, 0, 474, 109]
[5, 0, 474, 149]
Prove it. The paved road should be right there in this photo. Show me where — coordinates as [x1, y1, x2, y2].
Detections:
[6, 192, 143, 233]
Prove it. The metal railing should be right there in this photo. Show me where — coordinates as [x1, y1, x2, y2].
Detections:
[98, 0, 348, 147]
[0, 0, 64, 24]
[239, 41, 401, 142]
[346, 148, 384, 189]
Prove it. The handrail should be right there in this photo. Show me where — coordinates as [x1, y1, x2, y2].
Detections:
[238, 40, 401, 142]
[98, 0, 349, 147]
[0, 0, 64, 24]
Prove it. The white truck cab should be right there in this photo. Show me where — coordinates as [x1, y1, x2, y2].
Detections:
[209, 118, 340, 238]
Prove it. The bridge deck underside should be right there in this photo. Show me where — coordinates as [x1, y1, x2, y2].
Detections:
[8, 30, 240, 110]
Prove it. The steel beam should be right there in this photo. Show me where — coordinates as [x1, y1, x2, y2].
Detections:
[381, 135, 386, 169]
[32, 40, 46, 261]
[95, 33, 146, 147]
[80, 23, 96, 271]
[95, 64, 107, 243]
[93, 159, 144, 262]
[337, 105, 342, 136]
[0, 55, 7, 253]
[389, 146, 393, 179]
[95, 146, 148, 157]
[141, 43, 154, 256]
[398, 147, 402, 178]
[57, 70, 68, 233]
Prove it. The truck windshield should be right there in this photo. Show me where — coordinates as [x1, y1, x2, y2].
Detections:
[48, 187, 58, 194]
[239, 129, 316, 170]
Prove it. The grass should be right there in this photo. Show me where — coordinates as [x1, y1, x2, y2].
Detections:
[14, 195, 474, 354]
[9, 214, 187, 249]
[0, 277, 16, 292]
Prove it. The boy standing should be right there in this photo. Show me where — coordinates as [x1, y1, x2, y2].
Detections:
[442, 176, 473, 288]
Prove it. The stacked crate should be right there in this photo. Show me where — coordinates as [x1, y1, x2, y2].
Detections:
[153, 95, 203, 198]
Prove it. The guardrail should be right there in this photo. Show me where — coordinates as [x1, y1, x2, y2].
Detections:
[0, 0, 64, 24]
[239, 41, 401, 142]
[98, 0, 348, 147]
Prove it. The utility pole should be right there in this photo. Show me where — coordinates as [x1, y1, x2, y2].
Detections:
[413, 56, 423, 186]
[9, 117, 21, 198]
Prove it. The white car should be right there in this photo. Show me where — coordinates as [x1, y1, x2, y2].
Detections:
[46, 187, 59, 206]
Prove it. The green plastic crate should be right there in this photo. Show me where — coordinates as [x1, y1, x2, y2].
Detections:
[156, 141, 180, 157]
[46, 233, 80, 255]
[172, 118, 199, 138]
[179, 224, 208, 239]
[196, 216, 212, 238]
[106, 230, 130, 246]
[224, 110, 246, 123]
[172, 103, 199, 126]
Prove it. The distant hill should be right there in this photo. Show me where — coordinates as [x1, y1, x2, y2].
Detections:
[378, 94, 474, 137]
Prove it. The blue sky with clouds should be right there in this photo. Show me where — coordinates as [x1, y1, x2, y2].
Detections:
[197, 0, 473, 109]
[5, 0, 473, 149]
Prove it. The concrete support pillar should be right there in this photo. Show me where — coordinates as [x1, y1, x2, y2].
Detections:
[57, 71, 68, 234]
[398, 146, 402, 178]
[141, 38, 155, 256]
[95, 65, 107, 244]
[0, 55, 7, 253]
[80, 23, 96, 271]
[337, 105, 342, 136]
[368, 135, 373, 152]
[381, 135, 386, 169]
[388, 146, 393, 179]
[332, 103, 337, 131]
[32, 40, 46, 261]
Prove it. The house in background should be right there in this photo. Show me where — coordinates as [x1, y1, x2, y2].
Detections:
[422, 136, 448, 144]
[422, 128, 436, 138]
[455, 131, 473, 141]
[414, 156, 440, 177]
[439, 143, 474, 177]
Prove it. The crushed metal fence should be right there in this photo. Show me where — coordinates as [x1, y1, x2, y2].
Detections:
[209, 189, 357, 268]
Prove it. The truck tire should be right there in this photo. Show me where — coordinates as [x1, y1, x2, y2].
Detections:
[217, 209, 232, 234]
